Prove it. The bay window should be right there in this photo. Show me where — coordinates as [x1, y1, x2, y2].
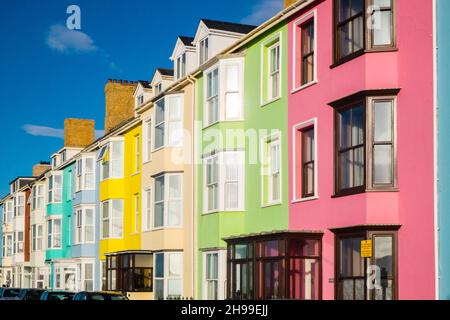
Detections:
[14, 193, 25, 217]
[4, 200, 13, 223]
[206, 68, 219, 126]
[204, 58, 244, 126]
[331, 90, 399, 196]
[154, 174, 183, 229]
[101, 199, 123, 239]
[135, 135, 140, 172]
[142, 188, 152, 232]
[99, 140, 124, 180]
[203, 251, 226, 300]
[74, 206, 95, 244]
[105, 253, 153, 292]
[143, 117, 152, 162]
[48, 173, 63, 203]
[154, 94, 184, 149]
[31, 224, 44, 251]
[203, 151, 244, 213]
[47, 218, 62, 249]
[226, 233, 322, 300]
[154, 252, 183, 300]
[334, 0, 397, 64]
[76, 156, 95, 191]
[83, 263, 94, 291]
[332, 226, 399, 300]
[32, 184, 45, 210]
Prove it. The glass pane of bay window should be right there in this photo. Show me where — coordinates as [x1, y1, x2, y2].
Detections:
[168, 175, 182, 227]
[225, 92, 240, 120]
[168, 96, 183, 146]
[374, 145, 392, 184]
[374, 101, 392, 142]
[154, 176, 165, 228]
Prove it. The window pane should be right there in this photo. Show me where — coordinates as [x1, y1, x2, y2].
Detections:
[340, 238, 364, 277]
[339, 23, 352, 57]
[169, 253, 182, 277]
[373, 11, 392, 46]
[340, 109, 352, 148]
[155, 99, 165, 124]
[226, 65, 239, 91]
[353, 16, 364, 51]
[155, 254, 164, 278]
[155, 176, 165, 202]
[225, 92, 241, 120]
[339, 150, 353, 190]
[374, 236, 393, 277]
[302, 129, 314, 162]
[339, 0, 351, 21]
[354, 146, 365, 187]
[352, 105, 364, 146]
[168, 280, 182, 297]
[374, 101, 392, 142]
[235, 244, 247, 259]
[374, 145, 392, 184]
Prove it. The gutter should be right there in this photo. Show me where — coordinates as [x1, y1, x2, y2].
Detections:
[187, 75, 197, 299]
[432, 0, 440, 300]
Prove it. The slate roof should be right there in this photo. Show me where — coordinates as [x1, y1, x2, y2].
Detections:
[179, 36, 195, 46]
[201, 19, 257, 34]
[138, 80, 152, 89]
[156, 68, 174, 77]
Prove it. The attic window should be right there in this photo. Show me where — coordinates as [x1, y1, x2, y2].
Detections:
[137, 95, 144, 107]
[155, 83, 162, 95]
[176, 53, 186, 80]
[200, 38, 209, 65]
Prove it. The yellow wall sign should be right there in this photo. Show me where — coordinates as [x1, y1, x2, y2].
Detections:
[361, 240, 373, 258]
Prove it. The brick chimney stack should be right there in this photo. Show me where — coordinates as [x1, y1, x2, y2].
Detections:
[33, 162, 51, 177]
[104, 79, 138, 133]
[64, 118, 95, 148]
[284, 0, 298, 8]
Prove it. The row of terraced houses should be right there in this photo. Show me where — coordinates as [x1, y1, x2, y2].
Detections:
[1, 0, 450, 300]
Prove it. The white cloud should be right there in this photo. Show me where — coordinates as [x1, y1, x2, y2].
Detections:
[23, 125, 104, 139]
[23, 125, 64, 138]
[46, 24, 97, 53]
[241, 0, 284, 25]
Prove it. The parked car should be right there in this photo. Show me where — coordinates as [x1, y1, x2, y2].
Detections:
[73, 292, 129, 301]
[15, 289, 46, 301]
[40, 291, 75, 301]
[0, 288, 21, 300]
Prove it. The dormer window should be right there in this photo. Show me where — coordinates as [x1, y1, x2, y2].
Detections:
[52, 156, 59, 168]
[137, 94, 144, 107]
[200, 38, 209, 65]
[61, 150, 67, 163]
[176, 53, 186, 80]
[155, 83, 162, 96]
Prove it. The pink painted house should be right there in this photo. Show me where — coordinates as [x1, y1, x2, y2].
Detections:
[288, 0, 436, 300]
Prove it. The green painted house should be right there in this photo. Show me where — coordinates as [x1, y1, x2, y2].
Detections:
[196, 21, 290, 300]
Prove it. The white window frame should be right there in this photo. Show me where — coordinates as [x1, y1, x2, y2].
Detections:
[76, 156, 96, 192]
[135, 134, 140, 173]
[176, 52, 186, 80]
[204, 155, 219, 213]
[199, 37, 209, 65]
[100, 139, 125, 181]
[153, 94, 184, 150]
[292, 10, 318, 93]
[4, 200, 13, 223]
[134, 193, 139, 233]
[81, 261, 95, 291]
[154, 252, 183, 300]
[31, 224, 44, 252]
[101, 199, 124, 240]
[5, 234, 13, 257]
[142, 188, 152, 232]
[261, 132, 282, 207]
[143, 117, 152, 163]
[15, 231, 24, 254]
[74, 206, 95, 245]
[35, 184, 45, 210]
[48, 172, 63, 204]
[14, 193, 25, 217]
[292, 118, 319, 202]
[268, 43, 281, 101]
[204, 66, 219, 127]
[136, 94, 144, 108]
[202, 250, 227, 300]
[47, 216, 62, 250]
[153, 173, 183, 230]
[260, 32, 283, 106]
[203, 151, 245, 214]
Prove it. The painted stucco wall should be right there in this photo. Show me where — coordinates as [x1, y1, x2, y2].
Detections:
[287, 0, 436, 300]
[196, 22, 289, 298]
[437, 0, 450, 300]
[46, 164, 74, 262]
[0, 204, 3, 267]
[99, 124, 142, 260]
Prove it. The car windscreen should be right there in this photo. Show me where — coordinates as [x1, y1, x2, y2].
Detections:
[3, 289, 21, 297]
[109, 295, 128, 301]
[48, 293, 74, 300]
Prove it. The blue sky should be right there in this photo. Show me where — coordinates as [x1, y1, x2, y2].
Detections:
[0, 0, 283, 198]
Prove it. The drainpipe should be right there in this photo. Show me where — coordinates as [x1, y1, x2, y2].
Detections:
[187, 75, 197, 299]
[432, 0, 440, 300]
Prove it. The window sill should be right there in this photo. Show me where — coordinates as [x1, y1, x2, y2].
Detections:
[261, 202, 282, 208]
[202, 210, 219, 216]
[260, 97, 282, 108]
[142, 160, 152, 165]
[330, 47, 398, 69]
[292, 196, 319, 204]
[291, 80, 318, 94]
[332, 187, 399, 198]
[202, 121, 220, 130]
[150, 226, 183, 231]
[131, 172, 140, 177]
